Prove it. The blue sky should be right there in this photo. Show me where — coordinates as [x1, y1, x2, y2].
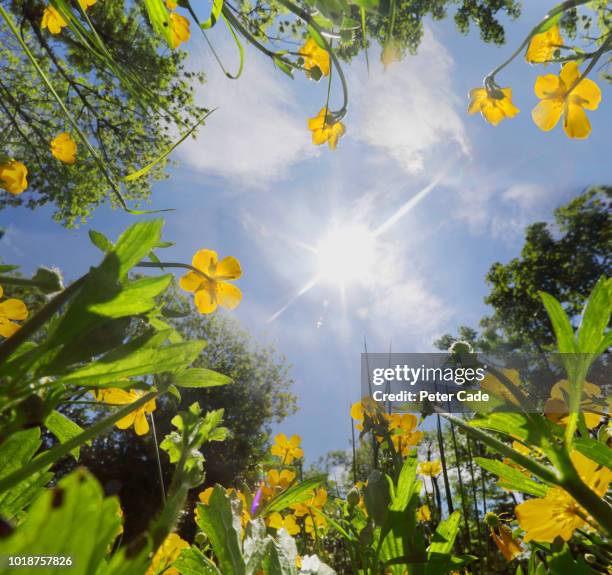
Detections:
[1, 1, 610, 461]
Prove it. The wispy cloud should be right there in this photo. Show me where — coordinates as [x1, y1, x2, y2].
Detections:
[177, 39, 314, 184]
[351, 30, 470, 174]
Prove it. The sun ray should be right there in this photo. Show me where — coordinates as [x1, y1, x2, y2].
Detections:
[268, 275, 321, 322]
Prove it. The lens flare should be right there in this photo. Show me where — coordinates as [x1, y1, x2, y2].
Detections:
[315, 223, 376, 286]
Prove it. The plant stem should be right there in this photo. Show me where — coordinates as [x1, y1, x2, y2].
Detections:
[150, 413, 167, 504]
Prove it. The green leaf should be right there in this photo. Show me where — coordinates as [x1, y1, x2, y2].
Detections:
[0, 469, 122, 574]
[390, 453, 418, 511]
[87, 274, 172, 317]
[424, 511, 461, 575]
[260, 475, 327, 515]
[110, 219, 164, 280]
[89, 230, 114, 252]
[539, 291, 577, 353]
[45, 411, 85, 461]
[577, 276, 611, 353]
[174, 546, 223, 575]
[173, 368, 232, 388]
[58, 340, 205, 386]
[0, 429, 52, 520]
[474, 457, 548, 497]
[143, 0, 174, 47]
[549, 543, 591, 575]
[0, 264, 19, 273]
[195, 486, 246, 575]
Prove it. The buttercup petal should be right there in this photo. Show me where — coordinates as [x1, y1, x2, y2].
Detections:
[194, 286, 217, 314]
[563, 103, 591, 139]
[134, 412, 150, 435]
[0, 298, 28, 321]
[534, 74, 562, 99]
[0, 320, 20, 338]
[531, 99, 563, 131]
[115, 412, 137, 429]
[559, 61, 580, 89]
[216, 282, 242, 309]
[179, 271, 202, 293]
[571, 77, 602, 110]
[192, 249, 217, 275]
[215, 256, 242, 280]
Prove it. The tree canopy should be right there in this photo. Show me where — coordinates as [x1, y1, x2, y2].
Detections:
[0, 0, 204, 227]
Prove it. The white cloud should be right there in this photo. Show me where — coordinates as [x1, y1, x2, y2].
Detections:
[177, 39, 314, 184]
[351, 30, 470, 174]
[502, 183, 550, 210]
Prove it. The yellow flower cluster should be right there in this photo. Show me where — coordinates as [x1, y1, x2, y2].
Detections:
[544, 380, 605, 430]
[270, 433, 304, 464]
[417, 460, 442, 478]
[179, 249, 242, 315]
[146, 533, 189, 575]
[468, 26, 603, 139]
[0, 285, 28, 338]
[350, 398, 424, 456]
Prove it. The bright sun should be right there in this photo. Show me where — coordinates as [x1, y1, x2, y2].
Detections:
[315, 223, 377, 286]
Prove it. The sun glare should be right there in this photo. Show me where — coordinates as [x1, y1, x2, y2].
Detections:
[315, 223, 376, 286]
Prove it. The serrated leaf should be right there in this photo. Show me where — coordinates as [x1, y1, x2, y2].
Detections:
[474, 457, 548, 497]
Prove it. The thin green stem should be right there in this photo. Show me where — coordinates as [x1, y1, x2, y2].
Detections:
[150, 413, 167, 504]
[485, 0, 593, 84]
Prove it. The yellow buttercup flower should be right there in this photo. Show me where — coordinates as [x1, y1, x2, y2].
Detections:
[416, 504, 431, 522]
[179, 249, 242, 315]
[51, 132, 77, 165]
[304, 513, 327, 538]
[417, 460, 442, 477]
[270, 433, 304, 464]
[525, 25, 562, 64]
[516, 451, 612, 542]
[490, 523, 522, 561]
[41, 5, 68, 35]
[146, 533, 189, 575]
[169, 12, 190, 49]
[308, 108, 346, 150]
[99, 388, 157, 435]
[267, 512, 300, 535]
[544, 379, 604, 429]
[0, 286, 28, 338]
[165, 0, 178, 8]
[299, 38, 330, 78]
[262, 469, 296, 499]
[77, 0, 97, 9]
[532, 61, 601, 139]
[480, 368, 524, 406]
[0, 160, 28, 195]
[468, 87, 519, 126]
[292, 487, 327, 517]
[350, 397, 379, 431]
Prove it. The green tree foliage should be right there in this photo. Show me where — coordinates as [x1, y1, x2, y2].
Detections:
[233, 0, 520, 62]
[435, 186, 611, 353]
[0, 0, 204, 227]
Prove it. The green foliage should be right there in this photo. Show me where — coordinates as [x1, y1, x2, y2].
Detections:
[0, 0, 205, 227]
[0, 469, 122, 575]
[193, 484, 335, 574]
